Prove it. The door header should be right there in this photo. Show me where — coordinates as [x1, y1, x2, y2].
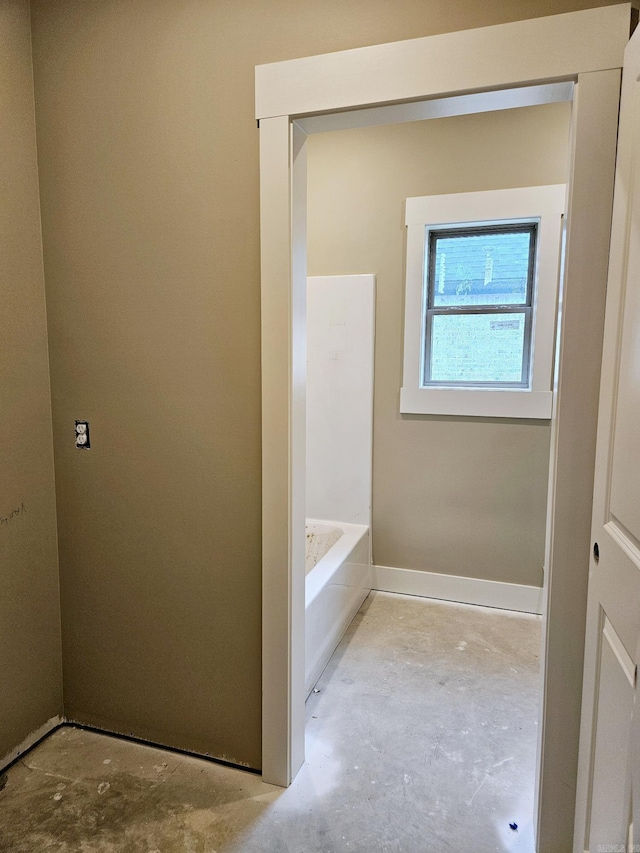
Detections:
[255, 4, 629, 120]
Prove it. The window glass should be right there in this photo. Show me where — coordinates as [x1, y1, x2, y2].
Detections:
[429, 227, 533, 308]
[429, 312, 527, 384]
[424, 223, 536, 386]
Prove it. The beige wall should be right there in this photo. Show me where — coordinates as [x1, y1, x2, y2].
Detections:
[0, 0, 62, 764]
[307, 105, 572, 587]
[28, 0, 619, 769]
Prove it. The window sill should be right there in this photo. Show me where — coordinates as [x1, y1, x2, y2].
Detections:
[400, 386, 552, 419]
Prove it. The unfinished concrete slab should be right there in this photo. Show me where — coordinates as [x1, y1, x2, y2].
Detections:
[0, 592, 540, 852]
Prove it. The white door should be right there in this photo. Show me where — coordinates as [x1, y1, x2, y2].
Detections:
[574, 25, 640, 853]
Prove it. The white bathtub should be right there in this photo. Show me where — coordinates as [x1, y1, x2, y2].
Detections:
[305, 519, 372, 697]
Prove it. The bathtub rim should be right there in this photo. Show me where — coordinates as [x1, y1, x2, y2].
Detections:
[305, 518, 369, 609]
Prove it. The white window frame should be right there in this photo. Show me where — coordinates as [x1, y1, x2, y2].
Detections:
[401, 184, 566, 418]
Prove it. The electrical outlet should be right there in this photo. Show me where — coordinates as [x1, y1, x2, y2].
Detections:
[75, 420, 90, 449]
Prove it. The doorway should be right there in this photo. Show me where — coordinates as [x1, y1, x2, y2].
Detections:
[257, 7, 628, 850]
[305, 102, 570, 605]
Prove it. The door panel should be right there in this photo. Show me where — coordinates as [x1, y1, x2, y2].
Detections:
[588, 616, 634, 853]
[610, 109, 640, 535]
[599, 525, 640, 660]
[575, 24, 640, 853]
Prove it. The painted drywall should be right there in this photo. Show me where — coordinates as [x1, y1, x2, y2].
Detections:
[307, 106, 571, 587]
[0, 0, 62, 764]
[28, 0, 618, 769]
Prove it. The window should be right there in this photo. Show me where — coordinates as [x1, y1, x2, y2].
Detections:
[401, 185, 565, 418]
[425, 224, 536, 387]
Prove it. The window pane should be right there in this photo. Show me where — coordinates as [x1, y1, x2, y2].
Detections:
[430, 229, 533, 307]
[428, 312, 526, 384]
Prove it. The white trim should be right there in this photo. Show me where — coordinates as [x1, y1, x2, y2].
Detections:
[536, 69, 622, 853]
[259, 116, 307, 787]
[296, 82, 573, 135]
[255, 5, 629, 119]
[400, 386, 553, 419]
[573, 31, 640, 851]
[0, 716, 63, 772]
[372, 565, 543, 615]
[401, 184, 566, 418]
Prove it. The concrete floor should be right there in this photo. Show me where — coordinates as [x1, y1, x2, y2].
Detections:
[0, 591, 541, 852]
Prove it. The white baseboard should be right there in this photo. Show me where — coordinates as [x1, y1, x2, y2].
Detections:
[0, 715, 63, 772]
[372, 565, 543, 615]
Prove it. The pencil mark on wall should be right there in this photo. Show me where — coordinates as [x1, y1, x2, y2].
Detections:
[0, 503, 27, 528]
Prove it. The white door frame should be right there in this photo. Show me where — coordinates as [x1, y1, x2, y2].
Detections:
[256, 5, 629, 850]
[574, 25, 640, 851]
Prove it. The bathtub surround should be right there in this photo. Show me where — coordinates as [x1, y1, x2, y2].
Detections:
[305, 275, 375, 694]
[306, 275, 375, 527]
